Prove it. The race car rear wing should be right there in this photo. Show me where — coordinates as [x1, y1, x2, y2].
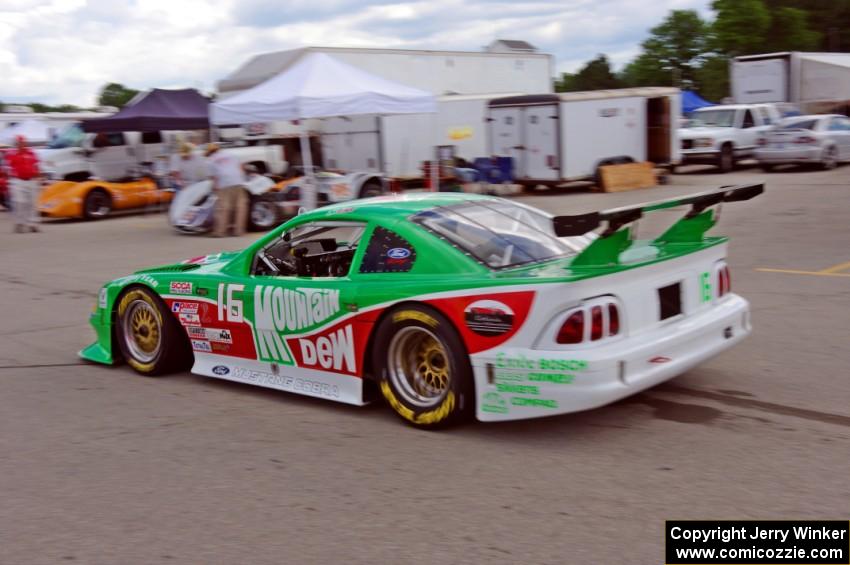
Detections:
[553, 183, 764, 267]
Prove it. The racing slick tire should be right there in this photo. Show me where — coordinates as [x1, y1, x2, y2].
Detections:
[248, 195, 280, 231]
[372, 304, 474, 428]
[115, 286, 192, 376]
[83, 188, 112, 220]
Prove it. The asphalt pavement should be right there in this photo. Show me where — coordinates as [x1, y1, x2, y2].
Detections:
[0, 164, 848, 564]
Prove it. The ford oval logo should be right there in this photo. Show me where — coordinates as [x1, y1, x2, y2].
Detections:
[387, 247, 411, 259]
[212, 365, 230, 376]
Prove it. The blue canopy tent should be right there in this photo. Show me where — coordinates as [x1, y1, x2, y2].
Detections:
[682, 90, 713, 114]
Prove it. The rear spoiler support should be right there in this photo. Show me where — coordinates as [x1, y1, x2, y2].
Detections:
[553, 183, 764, 238]
[554, 183, 764, 267]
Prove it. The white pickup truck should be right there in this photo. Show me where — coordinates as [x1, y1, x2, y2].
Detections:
[678, 103, 783, 172]
[38, 125, 287, 181]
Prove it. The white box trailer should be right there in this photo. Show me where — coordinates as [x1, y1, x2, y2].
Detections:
[732, 52, 850, 114]
[486, 87, 681, 186]
[319, 93, 522, 178]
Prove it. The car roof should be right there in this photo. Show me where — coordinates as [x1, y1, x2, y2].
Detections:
[694, 104, 773, 111]
[301, 192, 503, 222]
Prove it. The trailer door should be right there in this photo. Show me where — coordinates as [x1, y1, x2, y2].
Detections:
[523, 104, 559, 181]
[321, 116, 381, 172]
[489, 107, 524, 175]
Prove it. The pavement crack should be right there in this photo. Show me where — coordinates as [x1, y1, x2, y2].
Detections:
[661, 385, 850, 428]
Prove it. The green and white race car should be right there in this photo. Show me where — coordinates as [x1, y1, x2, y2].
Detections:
[82, 186, 762, 428]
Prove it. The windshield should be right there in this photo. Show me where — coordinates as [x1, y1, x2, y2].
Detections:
[779, 118, 818, 131]
[412, 200, 575, 269]
[690, 109, 737, 128]
[48, 124, 85, 149]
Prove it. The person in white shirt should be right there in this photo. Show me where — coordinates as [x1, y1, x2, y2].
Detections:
[169, 142, 206, 190]
[205, 143, 248, 237]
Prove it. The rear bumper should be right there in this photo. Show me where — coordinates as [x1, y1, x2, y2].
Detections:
[755, 147, 821, 164]
[680, 149, 719, 164]
[472, 295, 750, 421]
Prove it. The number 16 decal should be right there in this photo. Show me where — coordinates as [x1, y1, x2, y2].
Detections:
[217, 283, 244, 323]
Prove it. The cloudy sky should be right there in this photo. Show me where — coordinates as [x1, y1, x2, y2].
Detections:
[0, 0, 712, 106]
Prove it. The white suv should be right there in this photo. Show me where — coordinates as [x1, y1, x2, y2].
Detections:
[678, 104, 782, 172]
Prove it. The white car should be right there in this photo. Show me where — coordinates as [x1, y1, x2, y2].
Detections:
[678, 104, 782, 172]
[755, 114, 850, 171]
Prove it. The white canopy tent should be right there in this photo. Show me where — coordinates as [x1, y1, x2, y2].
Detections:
[210, 52, 437, 209]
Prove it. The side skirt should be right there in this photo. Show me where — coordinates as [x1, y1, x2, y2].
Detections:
[192, 353, 366, 406]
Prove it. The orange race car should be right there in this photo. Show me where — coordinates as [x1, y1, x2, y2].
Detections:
[38, 178, 173, 220]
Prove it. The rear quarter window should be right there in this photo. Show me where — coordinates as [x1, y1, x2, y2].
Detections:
[359, 227, 416, 273]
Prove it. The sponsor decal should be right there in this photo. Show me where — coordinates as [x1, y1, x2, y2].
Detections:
[387, 247, 411, 260]
[528, 372, 574, 384]
[230, 367, 340, 399]
[207, 328, 233, 344]
[393, 310, 437, 327]
[253, 285, 341, 363]
[211, 342, 231, 353]
[599, 108, 619, 118]
[171, 301, 199, 314]
[116, 274, 159, 288]
[495, 383, 539, 395]
[496, 353, 587, 372]
[191, 339, 212, 353]
[98, 288, 108, 309]
[464, 300, 515, 337]
[511, 397, 558, 409]
[481, 392, 508, 414]
[187, 326, 233, 344]
[297, 324, 356, 374]
[170, 281, 193, 295]
[184, 253, 222, 265]
[448, 126, 473, 141]
[179, 313, 201, 326]
[700, 271, 712, 303]
[187, 326, 207, 339]
[212, 365, 230, 376]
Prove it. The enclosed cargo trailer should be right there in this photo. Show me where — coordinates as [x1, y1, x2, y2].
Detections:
[486, 87, 681, 187]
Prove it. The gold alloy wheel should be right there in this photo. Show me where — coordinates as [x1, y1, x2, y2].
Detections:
[122, 299, 162, 364]
[388, 326, 451, 407]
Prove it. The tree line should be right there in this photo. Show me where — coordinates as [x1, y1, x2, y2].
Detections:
[556, 0, 850, 101]
[0, 83, 140, 113]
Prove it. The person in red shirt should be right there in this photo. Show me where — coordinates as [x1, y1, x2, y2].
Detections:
[6, 135, 42, 233]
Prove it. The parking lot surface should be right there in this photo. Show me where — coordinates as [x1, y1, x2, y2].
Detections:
[1, 166, 848, 564]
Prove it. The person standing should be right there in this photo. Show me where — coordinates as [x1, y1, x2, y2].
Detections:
[205, 144, 248, 237]
[6, 135, 42, 233]
[169, 142, 206, 190]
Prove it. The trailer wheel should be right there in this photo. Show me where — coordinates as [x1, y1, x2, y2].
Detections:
[358, 180, 384, 199]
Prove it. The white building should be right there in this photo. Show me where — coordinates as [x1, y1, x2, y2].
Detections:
[217, 43, 554, 99]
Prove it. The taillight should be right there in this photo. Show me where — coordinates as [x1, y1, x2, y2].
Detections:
[795, 136, 816, 144]
[715, 263, 731, 297]
[590, 306, 603, 341]
[608, 303, 620, 336]
[556, 299, 621, 345]
[556, 311, 584, 344]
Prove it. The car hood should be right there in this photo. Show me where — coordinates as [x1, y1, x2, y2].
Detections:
[678, 126, 731, 140]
